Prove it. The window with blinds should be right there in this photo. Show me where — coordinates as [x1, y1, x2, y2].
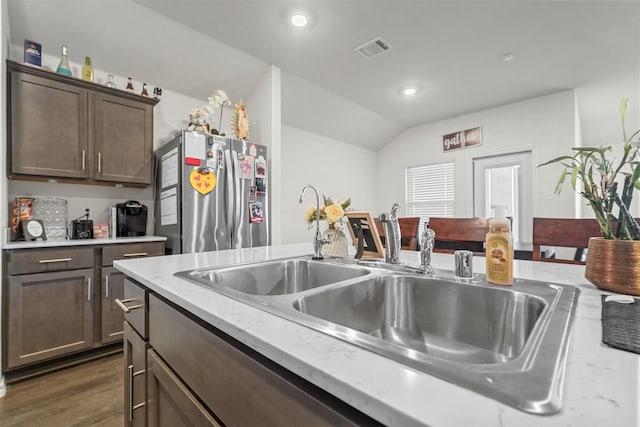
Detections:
[405, 162, 455, 234]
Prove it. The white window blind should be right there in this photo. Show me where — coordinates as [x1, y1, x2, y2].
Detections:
[406, 162, 455, 234]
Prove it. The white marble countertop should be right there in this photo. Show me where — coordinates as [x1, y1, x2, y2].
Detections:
[2, 235, 166, 250]
[114, 243, 639, 426]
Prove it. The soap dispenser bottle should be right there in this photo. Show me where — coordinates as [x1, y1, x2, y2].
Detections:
[485, 208, 513, 285]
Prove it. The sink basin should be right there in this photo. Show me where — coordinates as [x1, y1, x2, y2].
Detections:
[177, 258, 579, 414]
[181, 257, 370, 295]
[293, 275, 545, 364]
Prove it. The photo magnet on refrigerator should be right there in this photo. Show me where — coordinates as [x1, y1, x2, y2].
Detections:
[249, 201, 264, 223]
[255, 156, 266, 178]
[238, 155, 254, 179]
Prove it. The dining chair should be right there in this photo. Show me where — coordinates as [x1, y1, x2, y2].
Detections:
[374, 217, 421, 251]
[532, 217, 602, 265]
[427, 217, 491, 254]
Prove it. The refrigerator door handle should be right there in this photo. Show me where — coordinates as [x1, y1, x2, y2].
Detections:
[225, 147, 237, 247]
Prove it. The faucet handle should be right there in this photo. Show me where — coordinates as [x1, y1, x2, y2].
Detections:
[390, 203, 400, 219]
[421, 222, 435, 247]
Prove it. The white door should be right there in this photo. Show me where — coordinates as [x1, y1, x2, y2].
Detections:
[473, 150, 533, 244]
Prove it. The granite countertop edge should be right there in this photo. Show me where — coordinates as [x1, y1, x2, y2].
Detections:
[2, 235, 167, 249]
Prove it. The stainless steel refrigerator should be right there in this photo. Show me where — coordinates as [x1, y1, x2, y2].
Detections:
[154, 130, 269, 254]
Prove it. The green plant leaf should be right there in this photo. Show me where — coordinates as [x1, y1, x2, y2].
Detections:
[554, 169, 567, 195]
[341, 198, 351, 210]
[538, 156, 574, 167]
[632, 163, 640, 185]
[571, 167, 578, 190]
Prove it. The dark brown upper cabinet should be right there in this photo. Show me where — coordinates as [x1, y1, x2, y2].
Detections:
[7, 60, 158, 187]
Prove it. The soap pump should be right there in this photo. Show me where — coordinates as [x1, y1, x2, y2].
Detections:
[485, 205, 513, 285]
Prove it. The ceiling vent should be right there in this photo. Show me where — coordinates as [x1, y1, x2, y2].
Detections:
[354, 37, 391, 59]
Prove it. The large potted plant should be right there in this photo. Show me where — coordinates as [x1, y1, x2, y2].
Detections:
[540, 98, 640, 296]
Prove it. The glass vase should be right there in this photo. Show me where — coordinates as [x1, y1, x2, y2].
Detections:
[322, 223, 348, 257]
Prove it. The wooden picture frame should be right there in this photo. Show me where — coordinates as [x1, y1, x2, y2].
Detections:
[345, 211, 385, 259]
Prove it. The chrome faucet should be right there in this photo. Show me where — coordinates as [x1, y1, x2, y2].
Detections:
[379, 203, 401, 264]
[420, 221, 436, 273]
[299, 184, 330, 260]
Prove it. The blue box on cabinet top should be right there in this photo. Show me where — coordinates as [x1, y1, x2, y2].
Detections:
[24, 40, 42, 66]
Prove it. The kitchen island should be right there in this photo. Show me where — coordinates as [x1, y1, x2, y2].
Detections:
[114, 243, 639, 426]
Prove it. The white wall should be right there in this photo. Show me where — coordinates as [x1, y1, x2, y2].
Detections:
[377, 91, 578, 223]
[575, 71, 640, 217]
[281, 126, 377, 245]
[246, 65, 282, 244]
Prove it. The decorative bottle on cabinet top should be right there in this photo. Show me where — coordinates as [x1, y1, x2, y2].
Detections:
[55, 45, 72, 76]
[104, 74, 116, 88]
[485, 211, 513, 285]
[81, 56, 94, 82]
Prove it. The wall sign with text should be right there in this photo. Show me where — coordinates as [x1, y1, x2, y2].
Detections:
[443, 127, 482, 152]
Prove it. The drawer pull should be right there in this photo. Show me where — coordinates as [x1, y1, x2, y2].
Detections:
[87, 277, 92, 302]
[38, 258, 72, 264]
[115, 297, 143, 313]
[123, 252, 148, 258]
[105, 275, 109, 298]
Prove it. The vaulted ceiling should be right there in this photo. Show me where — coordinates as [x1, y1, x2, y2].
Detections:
[8, 0, 639, 149]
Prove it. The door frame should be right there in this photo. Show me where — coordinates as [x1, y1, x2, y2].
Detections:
[466, 146, 538, 243]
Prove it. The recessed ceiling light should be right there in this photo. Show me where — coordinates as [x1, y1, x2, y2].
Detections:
[503, 53, 515, 62]
[403, 88, 417, 96]
[290, 14, 308, 27]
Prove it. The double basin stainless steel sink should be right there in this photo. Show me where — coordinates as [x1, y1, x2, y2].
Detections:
[176, 256, 580, 414]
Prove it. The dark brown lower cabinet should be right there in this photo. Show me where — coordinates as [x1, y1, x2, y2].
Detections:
[124, 321, 148, 427]
[147, 292, 380, 426]
[101, 266, 125, 344]
[6, 268, 94, 368]
[147, 349, 221, 427]
[2, 242, 163, 381]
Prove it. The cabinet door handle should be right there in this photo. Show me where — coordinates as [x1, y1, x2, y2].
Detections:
[128, 364, 134, 421]
[87, 277, 92, 302]
[123, 252, 148, 258]
[105, 275, 109, 298]
[115, 298, 143, 313]
[128, 364, 145, 421]
[82, 150, 86, 171]
[98, 152, 102, 173]
[39, 258, 72, 264]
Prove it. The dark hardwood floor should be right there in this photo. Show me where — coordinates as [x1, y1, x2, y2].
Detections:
[0, 354, 123, 427]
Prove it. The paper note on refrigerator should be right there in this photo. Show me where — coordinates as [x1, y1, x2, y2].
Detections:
[184, 132, 206, 161]
[160, 187, 178, 225]
[161, 148, 179, 188]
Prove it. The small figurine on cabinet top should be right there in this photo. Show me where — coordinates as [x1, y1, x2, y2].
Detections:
[187, 107, 211, 134]
[233, 101, 249, 140]
[141, 83, 149, 96]
[126, 77, 134, 91]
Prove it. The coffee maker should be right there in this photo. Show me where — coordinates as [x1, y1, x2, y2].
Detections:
[116, 201, 148, 237]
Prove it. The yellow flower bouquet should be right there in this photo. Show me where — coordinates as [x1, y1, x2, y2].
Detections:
[304, 196, 351, 229]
